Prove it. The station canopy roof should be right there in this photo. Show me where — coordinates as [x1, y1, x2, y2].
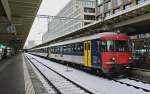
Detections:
[0, 0, 42, 49]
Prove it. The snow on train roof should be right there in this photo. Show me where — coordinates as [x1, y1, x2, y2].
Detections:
[49, 32, 117, 47]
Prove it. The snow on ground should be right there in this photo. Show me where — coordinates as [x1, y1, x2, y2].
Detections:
[28, 57, 89, 94]
[28, 58, 56, 94]
[26, 54, 150, 94]
[118, 78, 150, 91]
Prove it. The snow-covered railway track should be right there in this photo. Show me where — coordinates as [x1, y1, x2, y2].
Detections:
[26, 56, 60, 94]
[32, 56, 150, 93]
[26, 56, 93, 94]
[115, 78, 150, 92]
[27, 53, 150, 94]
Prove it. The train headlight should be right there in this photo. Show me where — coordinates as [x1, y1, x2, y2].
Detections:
[112, 57, 116, 61]
[129, 57, 132, 60]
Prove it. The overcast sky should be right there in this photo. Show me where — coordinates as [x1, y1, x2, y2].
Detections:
[25, 0, 70, 46]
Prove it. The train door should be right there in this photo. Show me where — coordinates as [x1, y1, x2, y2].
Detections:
[84, 41, 91, 67]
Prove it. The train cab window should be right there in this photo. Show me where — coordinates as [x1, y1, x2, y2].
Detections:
[107, 40, 114, 52]
[100, 40, 114, 52]
[114, 40, 130, 52]
[100, 40, 131, 52]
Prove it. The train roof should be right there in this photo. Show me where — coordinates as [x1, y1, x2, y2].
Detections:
[30, 46, 48, 50]
[49, 32, 126, 47]
[101, 33, 129, 40]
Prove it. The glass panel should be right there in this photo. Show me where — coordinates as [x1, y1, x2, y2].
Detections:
[104, 1, 112, 11]
[100, 40, 131, 52]
[97, 0, 104, 5]
[107, 40, 114, 51]
[114, 0, 122, 7]
[124, 4, 131, 9]
[114, 40, 131, 52]
[114, 8, 120, 13]
[137, 0, 145, 4]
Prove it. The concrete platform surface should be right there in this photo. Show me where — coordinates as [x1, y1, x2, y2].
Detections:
[0, 54, 25, 94]
[0, 54, 47, 94]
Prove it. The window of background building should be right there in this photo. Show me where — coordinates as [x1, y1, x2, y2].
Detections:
[124, 3, 131, 9]
[114, 0, 122, 7]
[104, 1, 112, 11]
[84, 8, 95, 13]
[76, 0, 83, 5]
[96, 15, 103, 20]
[137, 0, 145, 4]
[96, 7, 100, 15]
[84, 22, 91, 25]
[114, 8, 120, 13]
[84, 1, 94, 7]
[97, 5, 104, 14]
[97, 0, 104, 6]
[84, 15, 95, 20]
[105, 11, 110, 17]
[124, 0, 132, 4]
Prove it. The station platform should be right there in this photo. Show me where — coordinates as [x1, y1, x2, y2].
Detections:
[0, 54, 48, 94]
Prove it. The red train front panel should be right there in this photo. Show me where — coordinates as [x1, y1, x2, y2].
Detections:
[101, 52, 132, 69]
[99, 34, 132, 73]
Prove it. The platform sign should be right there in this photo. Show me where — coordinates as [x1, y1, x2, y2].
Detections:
[0, 44, 7, 49]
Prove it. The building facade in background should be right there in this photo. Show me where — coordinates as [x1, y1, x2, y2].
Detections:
[43, 0, 149, 44]
[96, 0, 146, 20]
[96, 0, 149, 51]
[42, 0, 96, 43]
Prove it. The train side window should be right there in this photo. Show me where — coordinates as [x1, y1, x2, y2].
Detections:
[80, 44, 82, 52]
[78, 43, 83, 52]
[53, 48, 54, 53]
[71, 44, 73, 52]
[68, 44, 71, 53]
[76, 43, 79, 52]
[43, 48, 45, 53]
[76, 44, 79, 52]
[74, 44, 76, 52]
[67, 45, 70, 53]
[73, 44, 76, 52]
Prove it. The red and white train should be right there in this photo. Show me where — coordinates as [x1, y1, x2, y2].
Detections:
[29, 32, 133, 75]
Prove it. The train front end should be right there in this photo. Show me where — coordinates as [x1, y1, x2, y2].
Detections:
[100, 34, 132, 75]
